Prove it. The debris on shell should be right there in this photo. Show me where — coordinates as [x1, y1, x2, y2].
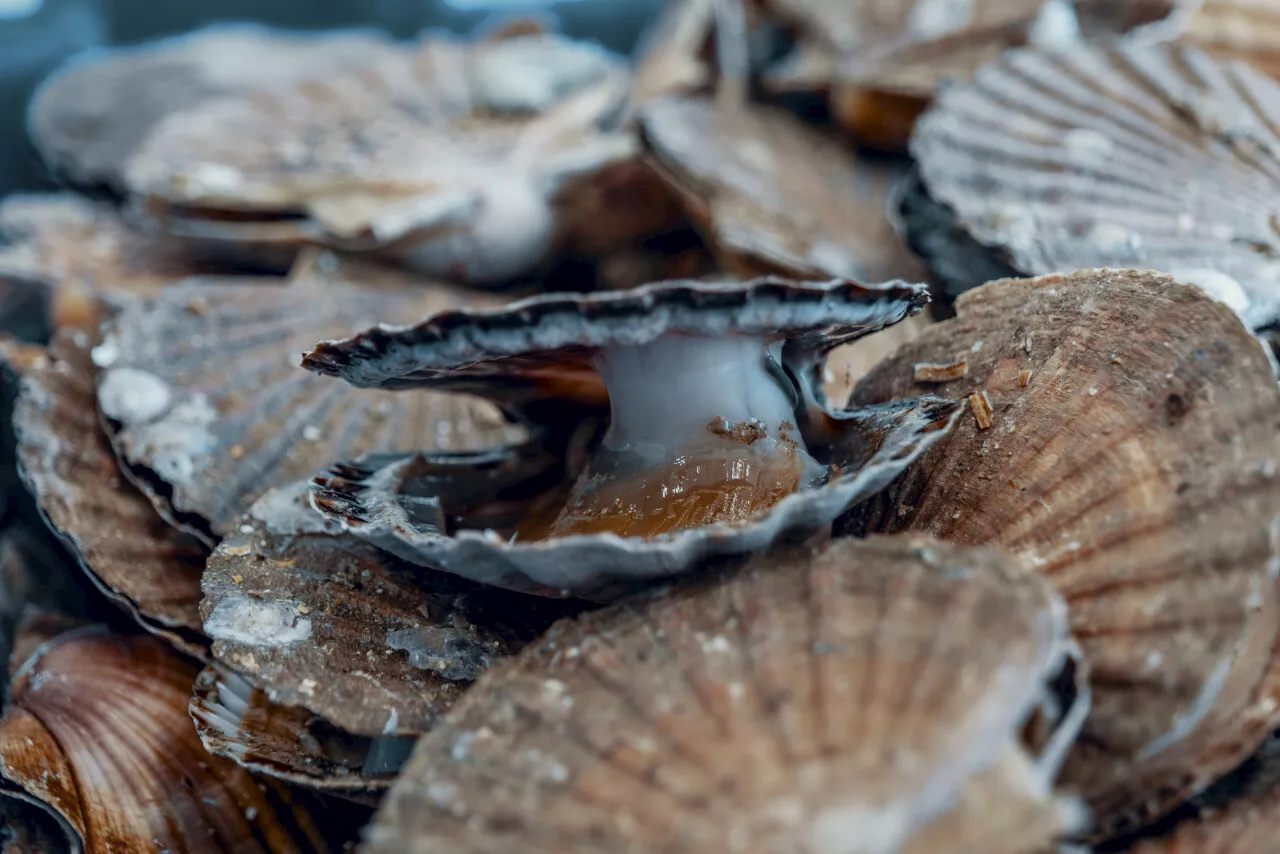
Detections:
[845, 268, 1280, 839]
[0, 621, 336, 853]
[190, 665, 415, 795]
[202, 480, 575, 739]
[0, 330, 208, 657]
[95, 251, 522, 541]
[629, 0, 717, 105]
[304, 276, 962, 597]
[911, 41, 1280, 328]
[123, 29, 638, 283]
[914, 358, 970, 383]
[27, 23, 397, 191]
[363, 535, 1087, 854]
[640, 94, 930, 283]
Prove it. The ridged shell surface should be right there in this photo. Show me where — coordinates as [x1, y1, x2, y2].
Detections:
[27, 24, 396, 189]
[364, 535, 1085, 854]
[639, 96, 930, 282]
[0, 626, 333, 854]
[95, 257, 520, 540]
[1180, 1, 1280, 79]
[190, 665, 414, 795]
[124, 31, 636, 283]
[2, 331, 208, 656]
[912, 42, 1280, 328]
[202, 480, 574, 737]
[846, 268, 1280, 838]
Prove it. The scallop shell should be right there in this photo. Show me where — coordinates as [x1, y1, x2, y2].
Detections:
[1179, 0, 1280, 79]
[27, 24, 396, 191]
[845, 268, 1280, 839]
[202, 480, 575, 738]
[304, 276, 963, 597]
[94, 254, 521, 542]
[363, 535, 1086, 854]
[123, 30, 638, 283]
[190, 665, 413, 796]
[1, 330, 208, 656]
[0, 624, 336, 853]
[911, 41, 1280, 327]
[639, 95, 930, 283]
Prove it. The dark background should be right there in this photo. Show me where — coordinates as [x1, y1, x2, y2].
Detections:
[0, 0, 660, 196]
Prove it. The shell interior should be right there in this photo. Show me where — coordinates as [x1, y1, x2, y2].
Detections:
[303, 276, 961, 597]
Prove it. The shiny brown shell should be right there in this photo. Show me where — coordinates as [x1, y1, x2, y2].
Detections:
[202, 480, 574, 737]
[0, 625, 334, 853]
[94, 252, 520, 541]
[27, 24, 396, 190]
[304, 276, 963, 597]
[845, 268, 1280, 839]
[123, 30, 636, 283]
[364, 535, 1085, 854]
[1, 330, 208, 657]
[910, 41, 1280, 327]
[639, 95, 929, 283]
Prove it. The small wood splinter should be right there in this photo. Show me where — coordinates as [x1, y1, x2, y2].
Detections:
[968, 391, 995, 430]
[913, 360, 969, 383]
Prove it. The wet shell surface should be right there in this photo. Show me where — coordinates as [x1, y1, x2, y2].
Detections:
[911, 41, 1280, 328]
[639, 94, 930, 283]
[27, 24, 396, 190]
[0, 624, 334, 853]
[0, 330, 208, 657]
[304, 276, 962, 597]
[202, 480, 574, 738]
[364, 535, 1086, 854]
[845, 268, 1280, 838]
[190, 665, 414, 795]
[94, 254, 520, 541]
[123, 29, 637, 283]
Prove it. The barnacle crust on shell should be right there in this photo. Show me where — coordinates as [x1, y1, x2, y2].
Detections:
[304, 276, 963, 597]
[845, 267, 1280, 838]
[363, 535, 1087, 854]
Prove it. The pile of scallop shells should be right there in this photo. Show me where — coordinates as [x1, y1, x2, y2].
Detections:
[5, 0, 1280, 851]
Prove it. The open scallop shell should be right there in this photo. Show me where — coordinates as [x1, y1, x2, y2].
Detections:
[639, 93, 930, 283]
[202, 480, 575, 738]
[190, 665, 413, 797]
[27, 24, 396, 191]
[1, 330, 208, 656]
[911, 41, 1280, 328]
[0, 623, 336, 853]
[845, 268, 1280, 839]
[304, 276, 962, 597]
[364, 535, 1087, 854]
[94, 252, 521, 542]
[123, 29, 638, 284]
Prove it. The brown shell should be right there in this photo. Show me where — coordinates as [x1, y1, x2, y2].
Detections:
[124, 31, 635, 283]
[94, 253, 520, 541]
[1179, 0, 1280, 80]
[363, 535, 1085, 854]
[1, 330, 208, 657]
[845, 268, 1280, 839]
[0, 625, 335, 853]
[201, 480, 574, 737]
[910, 41, 1280, 327]
[639, 95, 929, 283]
[190, 664, 412, 795]
[27, 24, 396, 190]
